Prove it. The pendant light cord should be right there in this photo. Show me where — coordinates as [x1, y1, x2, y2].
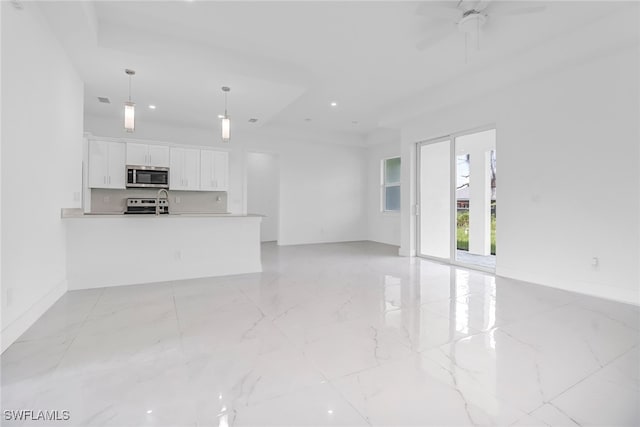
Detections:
[128, 75, 132, 102]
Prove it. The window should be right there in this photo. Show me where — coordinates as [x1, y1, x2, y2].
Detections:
[382, 157, 401, 212]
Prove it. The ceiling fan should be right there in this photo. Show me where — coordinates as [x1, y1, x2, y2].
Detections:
[415, 0, 548, 52]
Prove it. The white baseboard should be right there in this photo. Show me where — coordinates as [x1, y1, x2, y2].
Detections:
[1, 280, 67, 353]
[497, 267, 640, 307]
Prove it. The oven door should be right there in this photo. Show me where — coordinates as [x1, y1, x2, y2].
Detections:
[126, 167, 169, 188]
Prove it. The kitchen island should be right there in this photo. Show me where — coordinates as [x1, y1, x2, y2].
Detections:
[63, 210, 262, 290]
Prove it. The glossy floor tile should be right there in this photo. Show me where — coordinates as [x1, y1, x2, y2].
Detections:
[2, 242, 639, 426]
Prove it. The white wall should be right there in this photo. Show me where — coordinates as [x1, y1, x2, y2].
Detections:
[247, 152, 279, 242]
[366, 139, 401, 246]
[84, 116, 368, 246]
[1, 2, 84, 350]
[399, 43, 639, 304]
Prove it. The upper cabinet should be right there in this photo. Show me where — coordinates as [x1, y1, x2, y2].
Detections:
[88, 139, 228, 192]
[126, 142, 170, 167]
[169, 147, 200, 191]
[88, 140, 126, 189]
[200, 150, 229, 191]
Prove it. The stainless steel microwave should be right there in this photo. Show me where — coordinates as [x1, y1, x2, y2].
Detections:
[126, 165, 169, 188]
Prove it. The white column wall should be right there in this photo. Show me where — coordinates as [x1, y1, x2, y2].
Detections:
[468, 150, 491, 256]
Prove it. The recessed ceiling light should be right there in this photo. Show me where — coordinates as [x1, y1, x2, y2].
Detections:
[146, 410, 153, 414]
[304, 118, 312, 122]
[330, 102, 337, 107]
[352, 120, 358, 124]
[97, 97, 110, 104]
[148, 105, 156, 110]
[248, 118, 258, 123]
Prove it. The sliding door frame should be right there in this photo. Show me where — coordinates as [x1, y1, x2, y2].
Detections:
[416, 124, 497, 273]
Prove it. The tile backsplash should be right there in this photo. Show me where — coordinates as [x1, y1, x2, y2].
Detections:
[91, 188, 228, 214]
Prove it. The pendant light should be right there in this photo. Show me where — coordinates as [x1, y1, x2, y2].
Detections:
[221, 86, 230, 142]
[124, 69, 136, 132]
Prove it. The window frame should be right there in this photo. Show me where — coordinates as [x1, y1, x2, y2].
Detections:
[381, 156, 401, 213]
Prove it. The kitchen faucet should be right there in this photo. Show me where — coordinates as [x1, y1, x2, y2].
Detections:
[156, 188, 169, 215]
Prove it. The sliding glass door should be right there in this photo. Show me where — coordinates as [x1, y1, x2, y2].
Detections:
[417, 128, 497, 271]
[417, 138, 453, 261]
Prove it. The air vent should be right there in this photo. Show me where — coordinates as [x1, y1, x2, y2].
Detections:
[248, 118, 258, 123]
[97, 97, 111, 104]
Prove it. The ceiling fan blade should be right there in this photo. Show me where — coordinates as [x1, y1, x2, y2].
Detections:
[415, 27, 454, 51]
[490, 5, 547, 16]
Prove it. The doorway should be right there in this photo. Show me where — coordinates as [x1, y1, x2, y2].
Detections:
[417, 128, 496, 271]
[247, 152, 279, 243]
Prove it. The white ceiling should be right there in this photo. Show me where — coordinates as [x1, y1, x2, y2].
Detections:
[35, 0, 636, 142]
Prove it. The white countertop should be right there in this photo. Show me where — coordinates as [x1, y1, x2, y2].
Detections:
[61, 208, 262, 219]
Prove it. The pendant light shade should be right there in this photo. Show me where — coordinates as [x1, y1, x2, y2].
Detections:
[124, 69, 136, 132]
[221, 116, 230, 142]
[221, 86, 230, 142]
[124, 101, 135, 133]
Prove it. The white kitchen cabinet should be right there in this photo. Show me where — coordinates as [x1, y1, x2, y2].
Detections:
[147, 145, 170, 167]
[126, 142, 169, 167]
[88, 140, 126, 189]
[169, 147, 200, 191]
[200, 150, 229, 191]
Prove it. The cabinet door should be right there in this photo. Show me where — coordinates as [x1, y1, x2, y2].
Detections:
[200, 150, 215, 191]
[148, 145, 170, 167]
[107, 142, 126, 189]
[88, 140, 109, 188]
[183, 149, 200, 190]
[213, 151, 229, 191]
[169, 148, 185, 190]
[126, 143, 148, 166]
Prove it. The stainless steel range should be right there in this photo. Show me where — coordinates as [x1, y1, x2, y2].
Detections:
[125, 198, 169, 214]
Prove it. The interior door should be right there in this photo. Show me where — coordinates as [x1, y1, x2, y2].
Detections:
[417, 138, 452, 261]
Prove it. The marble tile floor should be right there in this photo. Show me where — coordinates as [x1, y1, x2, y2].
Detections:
[1, 241, 638, 426]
